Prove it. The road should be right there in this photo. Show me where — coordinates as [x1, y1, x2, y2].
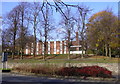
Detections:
[1, 73, 119, 84]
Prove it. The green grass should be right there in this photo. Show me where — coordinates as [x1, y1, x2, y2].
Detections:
[7, 56, 119, 63]
[8, 59, 40, 63]
[5, 54, 119, 63]
[0, 68, 12, 70]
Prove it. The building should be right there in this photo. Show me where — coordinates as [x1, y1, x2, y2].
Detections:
[24, 32, 85, 55]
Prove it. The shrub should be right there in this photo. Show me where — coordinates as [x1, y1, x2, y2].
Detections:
[55, 67, 78, 76]
[55, 66, 112, 78]
[13, 64, 60, 76]
[86, 49, 95, 54]
[13, 64, 112, 78]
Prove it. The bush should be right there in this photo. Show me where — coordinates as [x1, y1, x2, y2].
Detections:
[55, 67, 78, 76]
[13, 64, 112, 78]
[13, 64, 60, 75]
[112, 48, 120, 56]
[86, 49, 95, 54]
[55, 66, 112, 78]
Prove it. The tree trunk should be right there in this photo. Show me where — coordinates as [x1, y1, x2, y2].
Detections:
[81, 49, 84, 58]
[81, 40, 84, 58]
[33, 15, 37, 57]
[12, 52, 14, 59]
[105, 44, 108, 56]
[68, 48, 70, 60]
[33, 36, 36, 57]
[67, 29, 71, 60]
[18, 50, 20, 59]
[21, 48, 23, 59]
[43, 41, 46, 60]
[109, 46, 111, 58]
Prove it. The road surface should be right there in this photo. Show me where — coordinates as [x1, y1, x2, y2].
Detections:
[1, 73, 119, 84]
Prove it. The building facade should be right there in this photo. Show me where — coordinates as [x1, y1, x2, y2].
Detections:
[24, 32, 85, 55]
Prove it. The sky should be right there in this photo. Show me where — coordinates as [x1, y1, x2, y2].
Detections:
[1, 1, 119, 41]
[2, 2, 118, 15]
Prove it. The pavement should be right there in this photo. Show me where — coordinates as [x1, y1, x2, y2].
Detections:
[1, 73, 120, 84]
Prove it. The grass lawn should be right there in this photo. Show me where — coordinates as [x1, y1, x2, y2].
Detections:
[0, 68, 11, 70]
[7, 55, 120, 63]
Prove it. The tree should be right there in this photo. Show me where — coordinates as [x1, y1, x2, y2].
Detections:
[75, 5, 90, 58]
[2, 28, 13, 52]
[17, 2, 30, 59]
[40, 2, 55, 60]
[3, 6, 20, 59]
[59, 8, 75, 59]
[87, 9, 119, 57]
[3, 1, 93, 60]
[42, 0, 90, 59]
[0, 23, 2, 54]
[39, 0, 81, 60]
[30, 2, 41, 57]
[16, 35, 35, 55]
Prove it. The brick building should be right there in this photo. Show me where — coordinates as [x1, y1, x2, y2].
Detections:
[24, 32, 85, 55]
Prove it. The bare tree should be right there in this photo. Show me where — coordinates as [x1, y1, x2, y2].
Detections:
[75, 5, 90, 58]
[0, 17, 2, 53]
[39, 0, 90, 59]
[2, 28, 13, 52]
[51, 1, 90, 59]
[30, 2, 41, 57]
[3, 6, 20, 59]
[59, 8, 75, 59]
[18, 2, 30, 59]
[40, 2, 55, 60]
[3, 0, 92, 60]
